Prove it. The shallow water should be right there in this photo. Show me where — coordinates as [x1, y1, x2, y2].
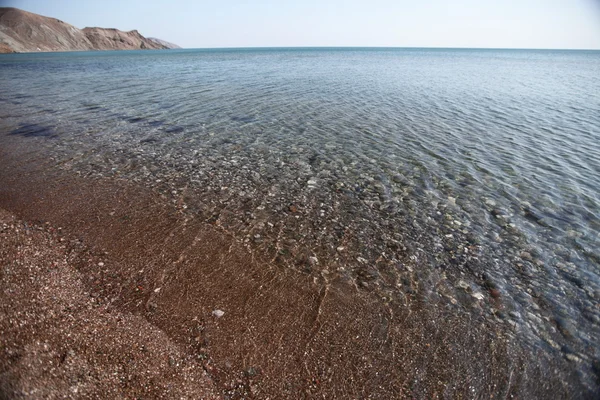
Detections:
[1, 47, 599, 388]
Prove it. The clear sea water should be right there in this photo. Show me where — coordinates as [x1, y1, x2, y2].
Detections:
[1, 48, 599, 385]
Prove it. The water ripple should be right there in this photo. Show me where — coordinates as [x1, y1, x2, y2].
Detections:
[1, 48, 600, 387]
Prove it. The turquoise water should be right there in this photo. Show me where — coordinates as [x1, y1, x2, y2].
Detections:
[1, 48, 600, 386]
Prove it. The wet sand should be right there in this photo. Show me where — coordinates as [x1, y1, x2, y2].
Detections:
[0, 138, 594, 398]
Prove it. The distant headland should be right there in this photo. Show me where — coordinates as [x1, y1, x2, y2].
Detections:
[0, 7, 180, 53]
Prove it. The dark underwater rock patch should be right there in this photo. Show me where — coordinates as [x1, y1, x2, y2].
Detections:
[10, 123, 57, 138]
[164, 126, 184, 134]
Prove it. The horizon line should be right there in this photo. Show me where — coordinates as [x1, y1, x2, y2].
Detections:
[175, 45, 600, 52]
[3, 45, 600, 56]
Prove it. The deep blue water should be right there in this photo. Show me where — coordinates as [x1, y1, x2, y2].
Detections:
[1, 47, 599, 383]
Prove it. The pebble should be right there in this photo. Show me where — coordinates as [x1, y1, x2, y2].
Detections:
[566, 229, 581, 238]
[556, 262, 567, 271]
[543, 337, 560, 350]
[565, 353, 581, 363]
[520, 251, 533, 261]
[484, 199, 497, 207]
[212, 309, 225, 318]
[554, 317, 574, 338]
[97, 262, 104, 267]
[472, 292, 485, 300]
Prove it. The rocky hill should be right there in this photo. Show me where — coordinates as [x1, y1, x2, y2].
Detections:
[81, 27, 165, 51]
[0, 7, 177, 53]
[148, 37, 181, 49]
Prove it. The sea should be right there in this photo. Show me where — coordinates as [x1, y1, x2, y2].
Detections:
[1, 47, 599, 390]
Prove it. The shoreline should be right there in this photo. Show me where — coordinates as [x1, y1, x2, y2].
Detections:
[0, 207, 218, 398]
[0, 137, 593, 398]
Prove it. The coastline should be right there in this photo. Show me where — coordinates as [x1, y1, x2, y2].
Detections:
[0, 137, 591, 398]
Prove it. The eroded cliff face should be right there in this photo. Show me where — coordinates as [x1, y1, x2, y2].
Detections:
[81, 28, 165, 50]
[0, 8, 93, 52]
[0, 7, 174, 53]
[0, 42, 14, 53]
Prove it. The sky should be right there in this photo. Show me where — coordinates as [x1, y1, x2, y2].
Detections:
[2, 0, 600, 49]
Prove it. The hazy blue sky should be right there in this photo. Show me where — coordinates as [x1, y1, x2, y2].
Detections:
[3, 0, 600, 49]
